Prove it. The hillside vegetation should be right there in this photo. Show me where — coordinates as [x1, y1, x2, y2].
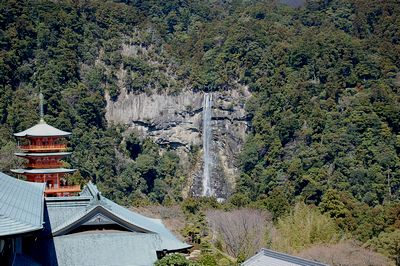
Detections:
[1, 0, 399, 264]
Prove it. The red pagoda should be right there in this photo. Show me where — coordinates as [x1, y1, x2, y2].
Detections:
[11, 94, 80, 196]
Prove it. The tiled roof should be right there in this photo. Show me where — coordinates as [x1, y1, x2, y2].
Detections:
[101, 197, 189, 250]
[81, 183, 188, 242]
[45, 182, 191, 251]
[14, 121, 71, 137]
[35, 231, 161, 266]
[242, 248, 329, 266]
[0, 172, 45, 237]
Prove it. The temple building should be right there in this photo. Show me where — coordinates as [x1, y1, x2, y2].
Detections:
[11, 97, 79, 196]
[0, 172, 191, 265]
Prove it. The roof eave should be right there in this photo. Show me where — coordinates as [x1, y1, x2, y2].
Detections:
[14, 133, 71, 137]
[0, 226, 43, 238]
[39, 182, 46, 228]
[10, 168, 76, 174]
[14, 152, 72, 157]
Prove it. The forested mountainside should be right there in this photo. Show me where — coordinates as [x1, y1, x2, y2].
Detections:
[1, 0, 400, 264]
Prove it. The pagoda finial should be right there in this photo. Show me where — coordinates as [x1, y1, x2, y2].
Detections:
[39, 92, 45, 123]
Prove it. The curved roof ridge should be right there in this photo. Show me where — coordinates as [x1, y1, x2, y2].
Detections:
[51, 205, 96, 235]
[99, 197, 186, 242]
[79, 181, 99, 197]
[51, 205, 154, 236]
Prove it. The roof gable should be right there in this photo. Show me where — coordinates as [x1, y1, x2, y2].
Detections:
[83, 213, 114, 226]
[52, 205, 152, 236]
[80, 182, 183, 237]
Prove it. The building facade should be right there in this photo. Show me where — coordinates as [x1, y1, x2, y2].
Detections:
[11, 118, 79, 196]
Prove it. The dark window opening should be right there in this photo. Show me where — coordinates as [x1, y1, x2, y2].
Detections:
[68, 224, 129, 235]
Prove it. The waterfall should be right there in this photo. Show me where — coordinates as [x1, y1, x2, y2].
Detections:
[202, 93, 213, 196]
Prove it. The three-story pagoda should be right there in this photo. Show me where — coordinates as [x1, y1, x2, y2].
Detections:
[11, 95, 80, 196]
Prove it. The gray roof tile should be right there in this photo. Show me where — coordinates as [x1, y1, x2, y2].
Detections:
[242, 248, 329, 266]
[0, 172, 45, 236]
[39, 231, 161, 266]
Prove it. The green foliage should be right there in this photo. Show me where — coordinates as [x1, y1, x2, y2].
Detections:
[182, 198, 201, 215]
[320, 189, 350, 219]
[101, 135, 184, 205]
[155, 254, 197, 266]
[0, 141, 23, 176]
[0, 0, 143, 197]
[231, 1, 400, 210]
[260, 187, 292, 220]
[366, 230, 400, 265]
[228, 193, 250, 208]
[216, 258, 231, 266]
[273, 203, 339, 253]
[196, 254, 217, 266]
[0, 1, 399, 262]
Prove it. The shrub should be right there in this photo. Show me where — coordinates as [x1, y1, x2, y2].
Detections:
[155, 254, 197, 266]
[366, 229, 400, 265]
[298, 240, 392, 266]
[272, 203, 339, 253]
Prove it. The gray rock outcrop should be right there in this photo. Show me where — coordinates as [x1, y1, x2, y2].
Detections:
[105, 86, 251, 199]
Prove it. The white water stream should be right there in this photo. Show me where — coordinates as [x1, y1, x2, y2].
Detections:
[202, 93, 213, 196]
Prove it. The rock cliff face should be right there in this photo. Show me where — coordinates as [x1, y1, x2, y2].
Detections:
[105, 87, 251, 199]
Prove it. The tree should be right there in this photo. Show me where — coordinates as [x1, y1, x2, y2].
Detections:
[206, 209, 272, 259]
[366, 230, 400, 266]
[272, 203, 339, 253]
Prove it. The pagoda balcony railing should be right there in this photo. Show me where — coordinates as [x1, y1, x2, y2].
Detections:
[45, 185, 81, 194]
[26, 162, 64, 168]
[20, 144, 67, 151]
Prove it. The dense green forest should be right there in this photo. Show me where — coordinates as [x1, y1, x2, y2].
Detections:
[1, 0, 399, 264]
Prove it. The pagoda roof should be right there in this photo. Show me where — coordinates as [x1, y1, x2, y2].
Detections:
[0, 172, 45, 237]
[14, 120, 71, 137]
[15, 152, 72, 157]
[11, 168, 76, 174]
